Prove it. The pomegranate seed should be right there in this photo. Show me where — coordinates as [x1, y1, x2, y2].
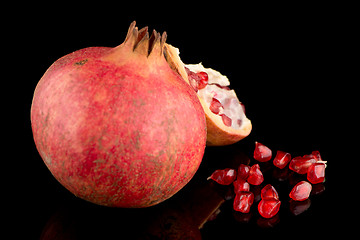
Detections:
[237, 164, 250, 180]
[233, 191, 254, 213]
[240, 102, 246, 114]
[221, 114, 232, 127]
[289, 156, 317, 174]
[197, 71, 208, 89]
[303, 150, 323, 162]
[311, 150, 322, 161]
[307, 163, 325, 184]
[258, 199, 281, 218]
[273, 150, 291, 169]
[233, 179, 250, 194]
[289, 181, 312, 201]
[185, 67, 199, 92]
[213, 83, 230, 90]
[208, 168, 236, 185]
[209, 98, 222, 114]
[247, 164, 264, 185]
[254, 142, 272, 162]
[237, 119, 243, 126]
[261, 184, 279, 200]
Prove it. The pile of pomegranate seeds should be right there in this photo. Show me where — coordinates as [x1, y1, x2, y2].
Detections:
[208, 141, 327, 221]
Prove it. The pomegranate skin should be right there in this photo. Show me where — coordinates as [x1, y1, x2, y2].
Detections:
[31, 23, 207, 208]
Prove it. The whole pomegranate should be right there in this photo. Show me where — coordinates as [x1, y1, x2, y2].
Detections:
[31, 22, 207, 208]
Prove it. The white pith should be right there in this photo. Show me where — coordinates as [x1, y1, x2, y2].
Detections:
[185, 63, 248, 130]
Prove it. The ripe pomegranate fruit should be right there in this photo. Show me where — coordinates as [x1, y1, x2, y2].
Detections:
[164, 44, 252, 146]
[31, 22, 207, 208]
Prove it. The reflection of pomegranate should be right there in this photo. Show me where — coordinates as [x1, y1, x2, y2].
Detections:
[31, 22, 206, 207]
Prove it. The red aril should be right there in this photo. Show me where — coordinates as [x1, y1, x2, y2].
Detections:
[31, 22, 207, 208]
[183, 68, 208, 91]
[258, 199, 281, 218]
[273, 150, 291, 169]
[303, 150, 323, 162]
[247, 164, 264, 185]
[233, 179, 250, 194]
[307, 163, 325, 184]
[289, 181, 312, 201]
[209, 98, 222, 114]
[197, 71, 209, 89]
[260, 184, 279, 200]
[289, 156, 317, 174]
[254, 142, 272, 162]
[220, 114, 232, 127]
[237, 164, 250, 180]
[208, 168, 237, 185]
[233, 191, 254, 213]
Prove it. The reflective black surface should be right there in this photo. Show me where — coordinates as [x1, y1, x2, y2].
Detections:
[11, 141, 337, 239]
[11, 6, 346, 239]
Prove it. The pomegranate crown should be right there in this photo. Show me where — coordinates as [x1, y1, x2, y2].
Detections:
[123, 21, 167, 58]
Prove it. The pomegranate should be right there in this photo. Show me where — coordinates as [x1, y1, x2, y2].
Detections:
[31, 22, 207, 208]
[164, 44, 252, 146]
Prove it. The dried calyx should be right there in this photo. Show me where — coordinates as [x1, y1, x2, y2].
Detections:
[123, 21, 167, 57]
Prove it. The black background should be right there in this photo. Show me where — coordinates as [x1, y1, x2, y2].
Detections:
[8, 3, 350, 239]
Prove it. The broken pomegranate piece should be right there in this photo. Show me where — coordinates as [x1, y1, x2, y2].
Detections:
[184, 63, 251, 146]
[289, 181, 312, 201]
[208, 168, 237, 185]
[186, 64, 245, 130]
[164, 45, 252, 146]
[254, 142, 272, 162]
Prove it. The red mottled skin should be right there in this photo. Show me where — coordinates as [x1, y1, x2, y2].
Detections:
[31, 23, 207, 208]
